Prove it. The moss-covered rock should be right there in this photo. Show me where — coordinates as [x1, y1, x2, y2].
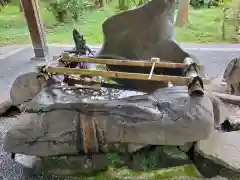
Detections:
[38, 145, 202, 179]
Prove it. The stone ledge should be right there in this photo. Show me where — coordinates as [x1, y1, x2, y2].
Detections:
[196, 131, 240, 173]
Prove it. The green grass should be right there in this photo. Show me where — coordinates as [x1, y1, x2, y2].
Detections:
[83, 165, 201, 180]
[0, 2, 238, 46]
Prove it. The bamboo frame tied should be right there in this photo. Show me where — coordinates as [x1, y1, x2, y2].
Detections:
[43, 52, 210, 86]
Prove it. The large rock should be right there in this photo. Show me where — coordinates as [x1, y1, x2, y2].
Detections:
[4, 86, 145, 157]
[4, 85, 229, 157]
[99, 0, 176, 58]
[4, 85, 238, 178]
[196, 131, 240, 174]
[97, 0, 205, 92]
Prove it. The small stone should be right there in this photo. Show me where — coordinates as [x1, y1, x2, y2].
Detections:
[196, 131, 240, 173]
[0, 100, 11, 116]
[15, 154, 41, 169]
[10, 72, 46, 106]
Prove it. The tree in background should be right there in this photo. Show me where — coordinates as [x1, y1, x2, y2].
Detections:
[221, 0, 240, 40]
[175, 0, 190, 27]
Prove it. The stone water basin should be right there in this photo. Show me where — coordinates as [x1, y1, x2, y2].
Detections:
[3, 86, 240, 179]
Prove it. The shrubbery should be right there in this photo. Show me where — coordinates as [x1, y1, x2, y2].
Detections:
[47, 0, 151, 22]
[46, 0, 222, 23]
[190, 0, 219, 8]
[0, 0, 11, 7]
[47, 0, 85, 23]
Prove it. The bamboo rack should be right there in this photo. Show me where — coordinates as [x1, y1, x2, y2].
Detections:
[61, 53, 204, 69]
[45, 66, 210, 85]
[42, 52, 210, 86]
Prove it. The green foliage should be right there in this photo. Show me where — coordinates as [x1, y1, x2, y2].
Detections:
[67, 0, 85, 21]
[0, 0, 239, 44]
[48, 0, 68, 22]
[190, 0, 219, 9]
[117, 0, 149, 11]
[190, 0, 204, 8]
[221, 0, 240, 40]
[118, 0, 131, 11]
[137, 0, 149, 7]
[46, 0, 150, 22]
[0, 0, 11, 11]
[0, 0, 11, 6]
[47, 0, 85, 22]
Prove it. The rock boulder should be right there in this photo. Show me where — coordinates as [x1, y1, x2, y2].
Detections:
[0, 100, 11, 116]
[97, 0, 205, 92]
[196, 131, 240, 174]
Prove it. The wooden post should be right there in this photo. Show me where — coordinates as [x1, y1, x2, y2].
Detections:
[20, 0, 48, 60]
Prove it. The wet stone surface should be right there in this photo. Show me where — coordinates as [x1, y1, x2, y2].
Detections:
[0, 87, 145, 180]
[1, 89, 240, 179]
[4, 83, 240, 179]
[63, 86, 145, 100]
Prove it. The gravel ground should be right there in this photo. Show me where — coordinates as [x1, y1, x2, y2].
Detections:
[0, 46, 240, 179]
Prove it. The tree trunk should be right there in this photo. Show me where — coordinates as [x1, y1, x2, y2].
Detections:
[175, 0, 190, 27]
[99, 0, 104, 7]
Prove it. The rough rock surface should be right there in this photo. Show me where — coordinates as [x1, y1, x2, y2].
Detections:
[0, 100, 11, 116]
[223, 57, 240, 95]
[10, 72, 46, 106]
[4, 110, 79, 156]
[3, 85, 240, 178]
[4, 85, 228, 157]
[196, 131, 240, 173]
[97, 0, 205, 92]
[131, 146, 193, 170]
[205, 76, 227, 93]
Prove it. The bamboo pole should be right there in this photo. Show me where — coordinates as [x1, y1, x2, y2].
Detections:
[61, 54, 205, 69]
[45, 67, 210, 85]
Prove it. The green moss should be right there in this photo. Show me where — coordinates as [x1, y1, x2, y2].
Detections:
[40, 147, 202, 179]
